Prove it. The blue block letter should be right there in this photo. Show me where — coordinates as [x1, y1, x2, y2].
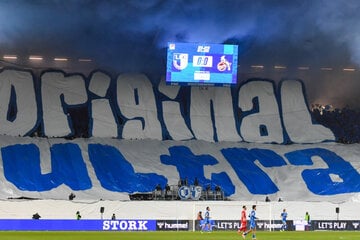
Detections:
[88, 144, 167, 193]
[285, 148, 360, 195]
[1, 143, 91, 191]
[222, 148, 287, 194]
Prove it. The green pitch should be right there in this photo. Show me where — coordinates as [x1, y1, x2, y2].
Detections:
[0, 231, 359, 240]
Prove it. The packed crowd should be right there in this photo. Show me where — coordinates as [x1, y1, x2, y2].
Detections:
[311, 105, 360, 144]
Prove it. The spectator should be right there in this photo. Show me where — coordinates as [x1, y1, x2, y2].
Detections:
[194, 177, 199, 186]
[76, 211, 82, 220]
[155, 184, 162, 191]
[305, 212, 311, 230]
[32, 213, 41, 220]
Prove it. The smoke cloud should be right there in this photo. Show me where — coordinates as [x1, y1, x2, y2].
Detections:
[0, 0, 360, 108]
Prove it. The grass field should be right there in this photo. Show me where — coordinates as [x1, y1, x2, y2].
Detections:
[0, 231, 359, 240]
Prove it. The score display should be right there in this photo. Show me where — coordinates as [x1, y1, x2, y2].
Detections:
[166, 42, 238, 86]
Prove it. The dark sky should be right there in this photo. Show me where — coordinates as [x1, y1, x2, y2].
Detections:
[1, 0, 360, 108]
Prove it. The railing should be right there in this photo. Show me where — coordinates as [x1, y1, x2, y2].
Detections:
[129, 185, 225, 201]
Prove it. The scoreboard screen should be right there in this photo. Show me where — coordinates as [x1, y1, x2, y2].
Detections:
[166, 42, 238, 86]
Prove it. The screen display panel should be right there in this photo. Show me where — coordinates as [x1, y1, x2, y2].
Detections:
[166, 42, 238, 86]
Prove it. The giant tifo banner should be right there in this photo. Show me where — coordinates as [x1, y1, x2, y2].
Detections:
[0, 68, 359, 202]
